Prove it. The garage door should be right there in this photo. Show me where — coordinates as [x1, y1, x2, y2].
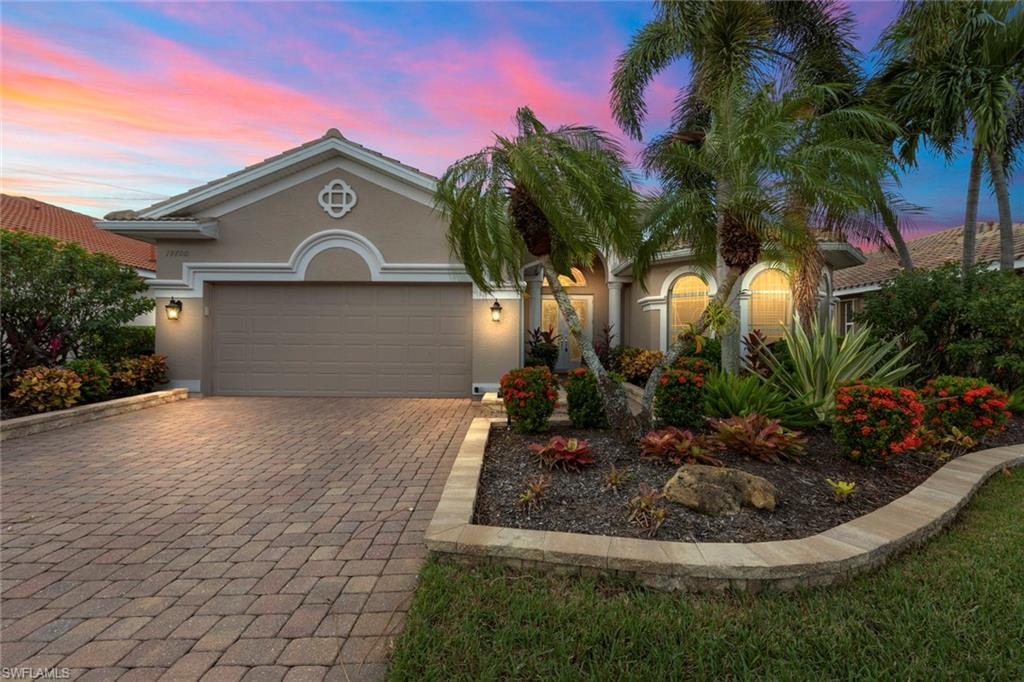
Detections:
[209, 283, 471, 396]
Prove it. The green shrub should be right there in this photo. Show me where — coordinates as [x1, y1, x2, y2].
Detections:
[565, 368, 608, 428]
[1, 230, 153, 384]
[919, 376, 1011, 441]
[80, 326, 155, 366]
[703, 371, 818, 429]
[709, 413, 807, 464]
[65, 359, 111, 402]
[1007, 386, 1024, 415]
[9, 366, 81, 413]
[760, 324, 914, 421]
[112, 354, 169, 394]
[857, 263, 1024, 388]
[832, 384, 924, 464]
[500, 366, 559, 433]
[653, 368, 705, 429]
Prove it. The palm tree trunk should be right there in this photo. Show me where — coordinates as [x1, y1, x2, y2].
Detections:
[538, 257, 638, 435]
[962, 143, 983, 277]
[988, 148, 1015, 272]
[792, 250, 824, 334]
[882, 205, 913, 270]
[636, 263, 746, 429]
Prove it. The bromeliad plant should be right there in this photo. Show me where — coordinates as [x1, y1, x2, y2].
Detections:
[639, 427, 723, 467]
[626, 484, 668, 537]
[500, 366, 559, 433]
[529, 436, 595, 471]
[517, 475, 551, 513]
[832, 384, 924, 464]
[604, 464, 632, 489]
[919, 376, 1010, 441]
[708, 414, 807, 464]
[525, 327, 560, 372]
[757, 324, 915, 422]
[825, 479, 857, 503]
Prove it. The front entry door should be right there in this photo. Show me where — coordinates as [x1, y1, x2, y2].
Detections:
[541, 296, 593, 370]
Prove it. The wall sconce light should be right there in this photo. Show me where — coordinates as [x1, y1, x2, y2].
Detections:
[490, 299, 503, 322]
[165, 298, 183, 320]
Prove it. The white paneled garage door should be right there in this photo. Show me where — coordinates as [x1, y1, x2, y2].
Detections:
[209, 283, 471, 396]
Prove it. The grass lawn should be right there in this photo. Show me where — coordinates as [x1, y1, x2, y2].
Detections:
[390, 473, 1023, 680]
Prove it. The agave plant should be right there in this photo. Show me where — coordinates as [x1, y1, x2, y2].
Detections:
[755, 325, 914, 421]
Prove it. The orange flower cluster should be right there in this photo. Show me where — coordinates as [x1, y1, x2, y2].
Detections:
[500, 366, 559, 433]
[833, 384, 924, 463]
[653, 368, 706, 429]
[920, 376, 1010, 440]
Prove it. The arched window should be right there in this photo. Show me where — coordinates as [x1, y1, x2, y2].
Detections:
[555, 267, 587, 288]
[748, 268, 792, 342]
[669, 274, 710, 342]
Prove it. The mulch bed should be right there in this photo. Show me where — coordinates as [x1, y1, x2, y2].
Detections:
[474, 416, 1024, 543]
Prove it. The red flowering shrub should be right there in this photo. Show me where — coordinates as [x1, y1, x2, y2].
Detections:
[920, 376, 1010, 441]
[529, 436, 595, 470]
[673, 356, 715, 375]
[654, 368, 705, 428]
[832, 384, 924, 464]
[500, 366, 558, 433]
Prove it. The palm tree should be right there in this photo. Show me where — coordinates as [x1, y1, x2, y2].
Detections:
[611, 0, 897, 419]
[875, 0, 1024, 274]
[435, 106, 642, 433]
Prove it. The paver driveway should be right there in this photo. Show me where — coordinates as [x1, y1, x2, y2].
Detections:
[1, 397, 476, 681]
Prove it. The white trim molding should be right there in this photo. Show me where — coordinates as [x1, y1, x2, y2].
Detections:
[145, 229, 470, 298]
[636, 266, 718, 352]
[97, 220, 219, 243]
[140, 135, 437, 219]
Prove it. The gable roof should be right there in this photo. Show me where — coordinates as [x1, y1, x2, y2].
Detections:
[834, 222, 1024, 292]
[125, 129, 438, 220]
[1, 194, 156, 272]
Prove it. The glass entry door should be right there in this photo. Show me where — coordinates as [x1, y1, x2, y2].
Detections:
[541, 296, 593, 370]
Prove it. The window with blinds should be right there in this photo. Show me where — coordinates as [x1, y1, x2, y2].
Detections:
[748, 269, 792, 342]
[668, 274, 710, 343]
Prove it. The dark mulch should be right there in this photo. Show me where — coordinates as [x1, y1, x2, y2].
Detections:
[474, 416, 1024, 543]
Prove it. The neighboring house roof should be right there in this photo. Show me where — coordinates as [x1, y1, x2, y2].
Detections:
[1, 194, 157, 272]
[114, 128, 438, 220]
[834, 222, 1024, 293]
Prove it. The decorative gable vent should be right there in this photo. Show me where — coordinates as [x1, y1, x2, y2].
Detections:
[318, 178, 357, 218]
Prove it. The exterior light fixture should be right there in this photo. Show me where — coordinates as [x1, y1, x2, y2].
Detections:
[165, 298, 183, 320]
[490, 299, 503, 322]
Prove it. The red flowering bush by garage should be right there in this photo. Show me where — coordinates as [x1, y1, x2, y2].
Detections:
[500, 366, 559, 433]
[832, 384, 924, 464]
[654, 368, 705, 429]
[920, 375, 1010, 441]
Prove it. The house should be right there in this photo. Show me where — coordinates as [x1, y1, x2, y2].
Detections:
[1, 194, 157, 324]
[833, 222, 1024, 333]
[97, 130, 865, 396]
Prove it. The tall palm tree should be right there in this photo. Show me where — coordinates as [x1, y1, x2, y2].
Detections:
[435, 106, 641, 433]
[611, 0, 897, 419]
[875, 0, 1024, 274]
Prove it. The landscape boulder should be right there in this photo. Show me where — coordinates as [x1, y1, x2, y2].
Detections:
[663, 464, 778, 516]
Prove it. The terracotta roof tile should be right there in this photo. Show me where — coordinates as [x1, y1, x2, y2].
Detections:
[834, 223, 1024, 291]
[1, 194, 156, 271]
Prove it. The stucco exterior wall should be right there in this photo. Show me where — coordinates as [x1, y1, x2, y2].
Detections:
[155, 169, 453, 280]
[155, 296, 203, 392]
[303, 247, 372, 281]
[473, 297, 521, 391]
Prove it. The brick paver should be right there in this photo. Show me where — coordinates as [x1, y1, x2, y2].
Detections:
[2, 397, 475, 680]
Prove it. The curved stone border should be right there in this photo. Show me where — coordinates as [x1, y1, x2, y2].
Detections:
[1, 388, 190, 442]
[426, 417, 1024, 592]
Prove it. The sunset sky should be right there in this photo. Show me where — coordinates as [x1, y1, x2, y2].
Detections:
[1, 1, 1016, 236]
